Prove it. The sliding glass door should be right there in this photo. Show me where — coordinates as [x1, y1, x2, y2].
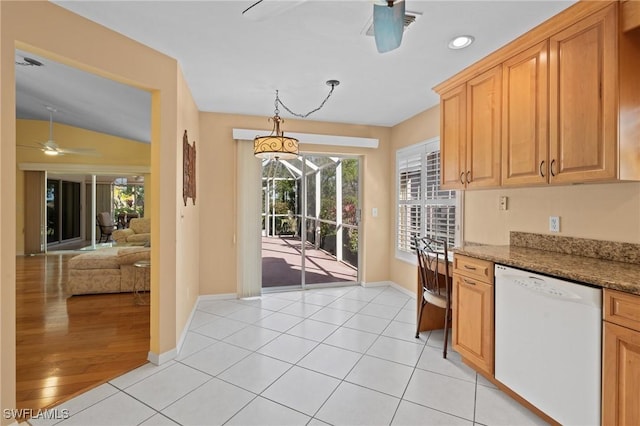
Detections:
[261, 154, 360, 290]
[46, 179, 81, 246]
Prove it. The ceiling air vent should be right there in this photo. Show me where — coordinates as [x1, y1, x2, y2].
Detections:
[363, 10, 422, 37]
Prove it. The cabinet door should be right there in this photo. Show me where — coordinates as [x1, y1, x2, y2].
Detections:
[502, 41, 549, 186]
[452, 274, 494, 375]
[603, 321, 640, 426]
[549, 4, 617, 183]
[466, 66, 502, 189]
[440, 84, 467, 189]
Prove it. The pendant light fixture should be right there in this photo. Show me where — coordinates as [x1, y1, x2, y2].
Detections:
[254, 80, 340, 160]
[253, 104, 299, 160]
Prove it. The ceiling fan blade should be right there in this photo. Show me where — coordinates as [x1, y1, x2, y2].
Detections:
[59, 147, 101, 157]
[373, 0, 405, 53]
[17, 144, 42, 150]
[242, 0, 307, 21]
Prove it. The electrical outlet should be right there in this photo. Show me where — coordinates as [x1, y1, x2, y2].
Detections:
[499, 196, 508, 211]
[549, 216, 560, 233]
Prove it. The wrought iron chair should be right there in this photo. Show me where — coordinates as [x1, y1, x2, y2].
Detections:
[415, 236, 452, 358]
[96, 212, 117, 243]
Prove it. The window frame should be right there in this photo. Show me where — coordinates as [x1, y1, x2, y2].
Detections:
[395, 137, 463, 265]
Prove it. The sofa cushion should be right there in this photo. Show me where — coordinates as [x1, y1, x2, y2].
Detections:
[67, 269, 121, 295]
[117, 247, 151, 265]
[68, 247, 121, 270]
[127, 233, 150, 243]
[129, 218, 150, 234]
[112, 228, 134, 243]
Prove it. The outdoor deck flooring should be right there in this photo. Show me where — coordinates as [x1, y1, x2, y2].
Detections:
[262, 236, 357, 288]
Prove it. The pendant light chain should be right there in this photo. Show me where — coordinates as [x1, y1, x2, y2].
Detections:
[274, 80, 339, 119]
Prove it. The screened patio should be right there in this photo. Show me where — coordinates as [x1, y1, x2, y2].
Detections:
[261, 155, 359, 288]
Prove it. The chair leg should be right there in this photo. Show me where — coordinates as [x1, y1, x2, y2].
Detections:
[415, 299, 427, 339]
[442, 305, 450, 359]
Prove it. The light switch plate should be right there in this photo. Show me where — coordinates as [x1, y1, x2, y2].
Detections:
[372, 207, 378, 218]
[549, 216, 560, 233]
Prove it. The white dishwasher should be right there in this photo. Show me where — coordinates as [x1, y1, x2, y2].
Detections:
[494, 265, 602, 426]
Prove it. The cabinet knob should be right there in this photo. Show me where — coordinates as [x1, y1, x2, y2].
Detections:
[550, 159, 557, 177]
[540, 160, 545, 178]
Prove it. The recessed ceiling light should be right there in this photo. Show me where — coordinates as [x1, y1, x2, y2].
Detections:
[448, 35, 474, 50]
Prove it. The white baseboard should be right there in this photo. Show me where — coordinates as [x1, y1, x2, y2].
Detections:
[147, 348, 177, 365]
[197, 293, 237, 301]
[360, 280, 394, 288]
[389, 282, 417, 299]
[362, 280, 416, 299]
[173, 292, 238, 358]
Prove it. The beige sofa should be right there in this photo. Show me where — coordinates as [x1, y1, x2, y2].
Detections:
[67, 247, 150, 295]
[112, 217, 150, 244]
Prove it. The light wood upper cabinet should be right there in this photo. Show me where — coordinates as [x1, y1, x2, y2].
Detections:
[548, 4, 617, 183]
[440, 66, 501, 190]
[466, 66, 502, 189]
[502, 41, 549, 186]
[436, 1, 640, 189]
[621, 0, 640, 32]
[440, 84, 466, 189]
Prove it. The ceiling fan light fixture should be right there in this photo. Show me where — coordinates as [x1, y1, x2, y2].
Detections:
[448, 35, 474, 50]
[43, 149, 59, 156]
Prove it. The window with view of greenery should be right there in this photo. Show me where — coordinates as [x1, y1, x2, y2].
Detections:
[113, 181, 144, 218]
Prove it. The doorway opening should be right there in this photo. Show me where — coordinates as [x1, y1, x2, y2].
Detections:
[261, 154, 360, 290]
[15, 47, 152, 414]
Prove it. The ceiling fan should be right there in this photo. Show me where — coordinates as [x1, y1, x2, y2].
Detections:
[23, 107, 100, 157]
[242, 0, 408, 53]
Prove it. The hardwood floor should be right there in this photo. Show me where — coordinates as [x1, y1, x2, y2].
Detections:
[16, 254, 150, 412]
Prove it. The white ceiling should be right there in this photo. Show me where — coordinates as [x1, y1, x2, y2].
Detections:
[17, 0, 576, 143]
[15, 49, 152, 143]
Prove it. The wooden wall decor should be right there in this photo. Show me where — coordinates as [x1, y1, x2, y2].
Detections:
[183, 130, 196, 206]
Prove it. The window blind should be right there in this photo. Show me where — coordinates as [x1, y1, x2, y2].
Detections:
[396, 140, 457, 260]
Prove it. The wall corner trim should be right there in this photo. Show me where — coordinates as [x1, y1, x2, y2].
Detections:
[148, 348, 177, 365]
[232, 128, 379, 149]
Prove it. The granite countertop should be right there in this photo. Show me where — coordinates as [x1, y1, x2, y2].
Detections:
[454, 244, 640, 295]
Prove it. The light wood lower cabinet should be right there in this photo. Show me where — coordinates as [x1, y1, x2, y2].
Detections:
[603, 289, 640, 426]
[452, 255, 494, 375]
[603, 322, 640, 426]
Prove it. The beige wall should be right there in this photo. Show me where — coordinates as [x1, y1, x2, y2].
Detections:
[175, 68, 200, 340]
[15, 119, 151, 254]
[388, 106, 441, 292]
[464, 183, 640, 244]
[197, 112, 392, 296]
[0, 2, 197, 422]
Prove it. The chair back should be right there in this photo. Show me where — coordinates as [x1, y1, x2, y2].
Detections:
[97, 212, 113, 227]
[415, 237, 450, 299]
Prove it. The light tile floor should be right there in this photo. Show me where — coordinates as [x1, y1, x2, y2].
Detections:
[30, 285, 548, 426]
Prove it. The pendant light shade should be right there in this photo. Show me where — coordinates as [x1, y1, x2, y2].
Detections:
[254, 114, 299, 160]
